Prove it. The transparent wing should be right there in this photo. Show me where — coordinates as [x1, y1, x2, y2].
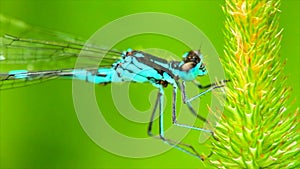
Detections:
[0, 14, 122, 70]
[0, 14, 122, 89]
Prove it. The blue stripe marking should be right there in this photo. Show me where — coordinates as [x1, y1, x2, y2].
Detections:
[72, 69, 113, 84]
[8, 70, 28, 79]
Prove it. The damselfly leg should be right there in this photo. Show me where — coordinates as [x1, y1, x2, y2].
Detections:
[183, 80, 228, 104]
[147, 76, 228, 160]
[172, 83, 213, 133]
[147, 86, 206, 160]
[178, 80, 229, 140]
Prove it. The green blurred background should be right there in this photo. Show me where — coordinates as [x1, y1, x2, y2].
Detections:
[0, 0, 299, 168]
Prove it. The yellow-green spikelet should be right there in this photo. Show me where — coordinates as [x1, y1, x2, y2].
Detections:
[207, 0, 300, 168]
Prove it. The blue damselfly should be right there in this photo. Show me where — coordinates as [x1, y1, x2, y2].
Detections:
[0, 14, 227, 160]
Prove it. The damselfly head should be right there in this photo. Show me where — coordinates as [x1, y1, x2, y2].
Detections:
[183, 50, 201, 65]
[182, 50, 207, 76]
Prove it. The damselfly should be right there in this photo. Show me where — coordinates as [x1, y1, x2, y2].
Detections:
[0, 15, 227, 160]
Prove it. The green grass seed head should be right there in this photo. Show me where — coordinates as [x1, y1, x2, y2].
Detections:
[207, 0, 300, 168]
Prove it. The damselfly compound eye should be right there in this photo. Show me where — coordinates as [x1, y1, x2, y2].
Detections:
[183, 50, 201, 65]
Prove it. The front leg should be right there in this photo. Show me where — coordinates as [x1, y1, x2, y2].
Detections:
[193, 79, 230, 89]
[177, 80, 226, 140]
[182, 80, 229, 103]
[171, 82, 212, 133]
